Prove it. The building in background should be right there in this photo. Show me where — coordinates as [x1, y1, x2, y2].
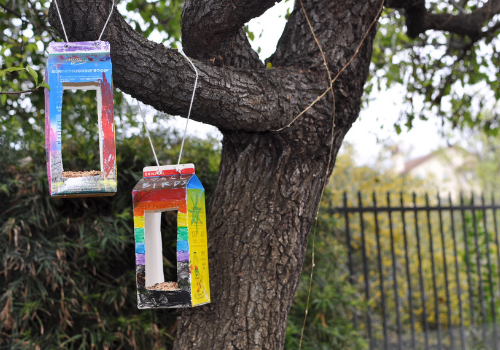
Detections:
[393, 146, 479, 198]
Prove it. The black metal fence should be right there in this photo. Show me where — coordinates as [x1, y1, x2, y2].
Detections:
[330, 192, 500, 350]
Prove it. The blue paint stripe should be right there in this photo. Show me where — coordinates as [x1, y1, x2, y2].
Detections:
[135, 242, 145, 254]
[187, 174, 204, 189]
[177, 240, 189, 252]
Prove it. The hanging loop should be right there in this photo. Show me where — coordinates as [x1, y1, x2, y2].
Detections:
[176, 51, 199, 172]
[98, 0, 115, 41]
[52, 0, 115, 44]
[138, 101, 161, 175]
[53, 0, 69, 43]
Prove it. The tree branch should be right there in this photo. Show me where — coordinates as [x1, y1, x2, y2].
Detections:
[0, 3, 27, 22]
[25, 0, 58, 40]
[181, 0, 282, 60]
[181, 0, 279, 68]
[47, 0, 322, 132]
[387, 0, 500, 39]
[0, 88, 39, 95]
[448, 0, 466, 15]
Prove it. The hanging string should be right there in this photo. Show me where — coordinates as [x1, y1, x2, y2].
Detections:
[176, 51, 199, 170]
[53, 0, 69, 43]
[138, 101, 161, 174]
[53, 0, 115, 43]
[135, 52, 197, 175]
[98, 0, 115, 41]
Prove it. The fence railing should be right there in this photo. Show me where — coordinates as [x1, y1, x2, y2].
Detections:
[330, 192, 500, 350]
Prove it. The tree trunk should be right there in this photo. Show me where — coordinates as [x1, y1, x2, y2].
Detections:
[49, 0, 381, 348]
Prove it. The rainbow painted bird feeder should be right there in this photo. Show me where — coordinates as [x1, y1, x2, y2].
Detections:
[132, 164, 210, 309]
[45, 41, 117, 198]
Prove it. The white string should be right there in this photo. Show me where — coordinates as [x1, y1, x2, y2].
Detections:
[52, 0, 115, 43]
[177, 51, 199, 171]
[53, 0, 69, 43]
[138, 101, 161, 174]
[98, 0, 115, 41]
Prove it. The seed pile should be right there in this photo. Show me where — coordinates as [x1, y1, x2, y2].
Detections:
[146, 282, 179, 291]
[62, 170, 103, 178]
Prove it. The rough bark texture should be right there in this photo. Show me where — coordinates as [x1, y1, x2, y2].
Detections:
[49, 0, 381, 349]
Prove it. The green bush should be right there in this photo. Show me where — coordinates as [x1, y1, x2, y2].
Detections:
[0, 125, 220, 350]
[285, 188, 368, 350]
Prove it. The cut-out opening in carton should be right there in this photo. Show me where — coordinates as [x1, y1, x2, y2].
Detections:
[45, 41, 117, 198]
[133, 164, 210, 309]
[143, 209, 179, 292]
[61, 82, 102, 178]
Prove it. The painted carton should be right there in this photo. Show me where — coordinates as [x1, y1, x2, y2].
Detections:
[132, 164, 211, 309]
[45, 41, 116, 198]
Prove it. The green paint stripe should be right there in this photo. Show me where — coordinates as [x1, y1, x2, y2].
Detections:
[134, 228, 145, 242]
[177, 226, 188, 240]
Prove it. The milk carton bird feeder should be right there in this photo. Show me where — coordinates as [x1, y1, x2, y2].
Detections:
[132, 164, 211, 309]
[45, 41, 117, 198]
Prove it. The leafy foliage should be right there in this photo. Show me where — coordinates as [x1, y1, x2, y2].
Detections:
[3, 0, 500, 348]
[123, 0, 183, 46]
[285, 190, 368, 350]
[0, 122, 220, 349]
[284, 147, 428, 349]
[0, 65, 49, 93]
[369, 3, 500, 135]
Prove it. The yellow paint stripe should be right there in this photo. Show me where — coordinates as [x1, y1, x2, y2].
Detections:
[177, 212, 188, 227]
[134, 215, 145, 228]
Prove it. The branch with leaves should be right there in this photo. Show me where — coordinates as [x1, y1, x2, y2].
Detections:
[0, 65, 49, 95]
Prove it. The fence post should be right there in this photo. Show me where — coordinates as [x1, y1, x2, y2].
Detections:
[481, 193, 498, 349]
[358, 191, 374, 349]
[343, 192, 357, 329]
[460, 192, 475, 327]
[471, 193, 488, 341]
[373, 192, 388, 349]
[437, 194, 455, 349]
[425, 193, 443, 350]
[448, 193, 466, 350]
[414, 192, 430, 350]
[400, 192, 416, 349]
[387, 192, 402, 349]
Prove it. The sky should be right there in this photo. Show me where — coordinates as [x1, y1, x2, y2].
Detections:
[125, 1, 449, 166]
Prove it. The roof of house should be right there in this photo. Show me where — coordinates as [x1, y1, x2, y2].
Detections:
[402, 153, 436, 174]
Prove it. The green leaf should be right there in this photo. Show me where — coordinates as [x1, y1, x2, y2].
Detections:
[1, 66, 25, 77]
[37, 83, 50, 91]
[27, 65, 38, 85]
[266, 62, 273, 69]
[394, 124, 402, 135]
[1, 66, 25, 73]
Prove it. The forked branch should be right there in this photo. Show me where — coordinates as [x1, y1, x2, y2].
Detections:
[48, 0, 322, 132]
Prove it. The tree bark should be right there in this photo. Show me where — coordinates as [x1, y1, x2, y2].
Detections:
[49, 0, 381, 348]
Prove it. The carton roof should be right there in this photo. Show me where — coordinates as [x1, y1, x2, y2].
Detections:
[47, 41, 110, 55]
[132, 173, 203, 193]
